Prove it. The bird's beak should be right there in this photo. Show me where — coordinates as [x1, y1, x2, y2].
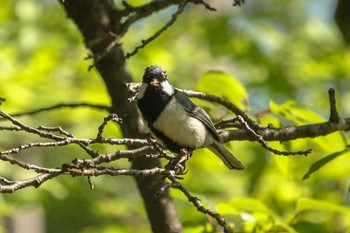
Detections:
[150, 79, 160, 87]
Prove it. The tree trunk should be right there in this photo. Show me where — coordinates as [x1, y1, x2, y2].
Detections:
[59, 0, 182, 232]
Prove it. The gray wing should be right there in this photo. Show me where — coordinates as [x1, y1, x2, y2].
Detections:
[174, 91, 221, 142]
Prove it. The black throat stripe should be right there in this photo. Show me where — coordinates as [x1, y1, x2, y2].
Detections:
[137, 86, 173, 124]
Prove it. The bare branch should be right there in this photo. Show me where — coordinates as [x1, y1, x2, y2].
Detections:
[162, 175, 233, 233]
[215, 117, 241, 129]
[38, 125, 75, 137]
[126, 83, 350, 143]
[0, 110, 65, 141]
[86, 0, 188, 69]
[0, 167, 168, 193]
[233, 0, 245, 7]
[0, 97, 6, 106]
[0, 109, 101, 157]
[223, 118, 350, 142]
[0, 152, 60, 173]
[0, 173, 58, 193]
[1, 87, 349, 203]
[0, 125, 21, 131]
[125, 0, 188, 59]
[96, 113, 123, 139]
[119, 0, 216, 28]
[236, 115, 312, 156]
[328, 88, 340, 123]
[178, 88, 350, 147]
[179, 89, 261, 130]
[2, 102, 110, 119]
[119, 0, 181, 30]
[89, 146, 163, 164]
[84, 0, 222, 70]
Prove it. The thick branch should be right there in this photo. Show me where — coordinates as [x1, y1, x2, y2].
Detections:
[222, 118, 350, 142]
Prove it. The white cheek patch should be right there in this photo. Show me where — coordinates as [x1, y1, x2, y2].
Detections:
[153, 98, 207, 148]
[161, 80, 175, 96]
[137, 83, 148, 99]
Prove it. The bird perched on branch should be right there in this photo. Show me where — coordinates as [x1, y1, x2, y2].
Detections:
[136, 65, 244, 170]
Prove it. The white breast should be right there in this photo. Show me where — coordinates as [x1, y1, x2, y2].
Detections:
[161, 80, 175, 96]
[153, 98, 212, 148]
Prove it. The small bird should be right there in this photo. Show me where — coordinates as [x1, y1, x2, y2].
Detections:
[136, 65, 244, 170]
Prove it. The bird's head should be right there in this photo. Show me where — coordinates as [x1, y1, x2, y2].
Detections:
[141, 65, 174, 95]
[142, 65, 168, 87]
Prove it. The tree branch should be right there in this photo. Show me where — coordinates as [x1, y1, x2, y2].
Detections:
[4, 0, 346, 232]
[162, 175, 234, 233]
[119, 0, 216, 32]
[128, 83, 350, 156]
[2, 102, 110, 119]
[328, 88, 340, 123]
[125, 0, 188, 59]
[223, 118, 350, 142]
[86, 0, 222, 66]
[2, 85, 349, 231]
[0, 167, 168, 193]
[236, 115, 312, 156]
[179, 88, 350, 143]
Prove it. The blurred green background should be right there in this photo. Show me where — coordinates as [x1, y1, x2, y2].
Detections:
[1, 0, 350, 232]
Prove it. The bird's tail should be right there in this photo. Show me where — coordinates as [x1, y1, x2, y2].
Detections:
[208, 141, 244, 170]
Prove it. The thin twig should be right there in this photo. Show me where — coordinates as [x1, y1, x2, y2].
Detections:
[179, 89, 261, 131]
[0, 167, 168, 193]
[215, 117, 241, 129]
[90, 146, 159, 164]
[0, 97, 6, 106]
[233, 0, 245, 6]
[2, 102, 110, 120]
[190, 0, 216, 11]
[125, 0, 188, 59]
[0, 126, 21, 131]
[163, 175, 233, 233]
[0, 110, 65, 141]
[38, 125, 75, 138]
[0, 152, 61, 174]
[328, 88, 340, 123]
[146, 136, 175, 160]
[0, 173, 59, 193]
[237, 115, 312, 156]
[96, 113, 123, 139]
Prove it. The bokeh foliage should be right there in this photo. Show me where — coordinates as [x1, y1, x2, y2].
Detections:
[1, 0, 350, 232]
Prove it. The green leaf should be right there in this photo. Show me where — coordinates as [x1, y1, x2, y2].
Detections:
[269, 100, 325, 125]
[197, 71, 248, 109]
[296, 198, 350, 216]
[302, 148, 350, 180]
[218, 198, 298, 233]
[292, 221, 330, 233]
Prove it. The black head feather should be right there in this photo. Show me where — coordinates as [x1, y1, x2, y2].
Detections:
[142, 65, 167, 84]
